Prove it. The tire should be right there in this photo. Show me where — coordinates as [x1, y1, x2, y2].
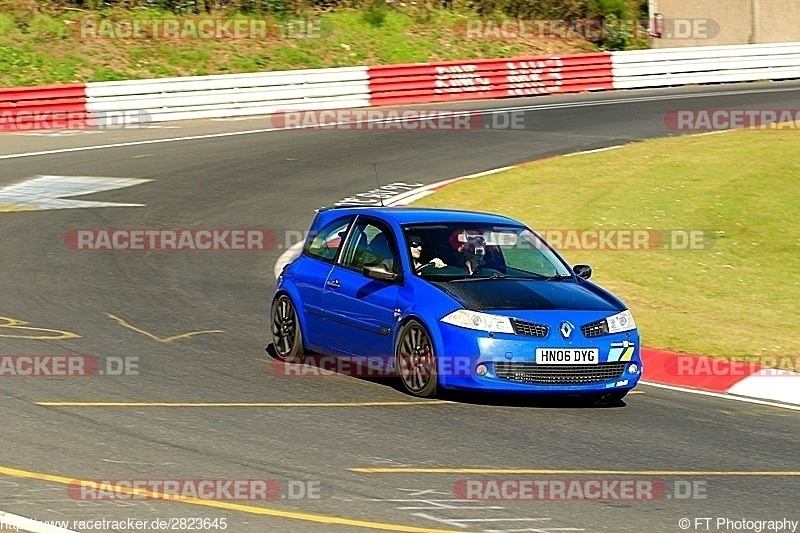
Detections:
[395, 320, 439, 398]
[271, 294, 304, 361]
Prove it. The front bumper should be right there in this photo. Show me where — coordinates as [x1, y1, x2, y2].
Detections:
[435, 323, 642, 394]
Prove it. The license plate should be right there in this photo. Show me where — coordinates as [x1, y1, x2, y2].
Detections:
[535, 348, 599, 365]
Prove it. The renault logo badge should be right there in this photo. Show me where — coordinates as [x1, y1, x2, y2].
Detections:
[559, 321, 574, 338]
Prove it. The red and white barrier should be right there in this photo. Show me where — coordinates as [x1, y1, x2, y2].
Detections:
[642, 348, 800, 405]
[367, 53, 613, 106]
[0, 84, 89, 131]
[2, 42, 800, 132]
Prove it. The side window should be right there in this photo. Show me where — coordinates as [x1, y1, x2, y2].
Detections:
[305, 218, 352, 263]
[341, 222, 398, 274]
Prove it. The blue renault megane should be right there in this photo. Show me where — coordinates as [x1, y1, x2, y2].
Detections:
[270, 207, 641, 401]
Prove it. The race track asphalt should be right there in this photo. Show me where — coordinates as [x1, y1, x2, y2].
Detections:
[1, 81, 798, 533]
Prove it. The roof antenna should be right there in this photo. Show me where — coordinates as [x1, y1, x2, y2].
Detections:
[373, 162, 385, 207]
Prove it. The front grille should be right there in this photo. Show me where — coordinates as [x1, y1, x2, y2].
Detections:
[494, 362, 627, 385]
[511, 319, 549, 337]
[581, 319, 608, 338]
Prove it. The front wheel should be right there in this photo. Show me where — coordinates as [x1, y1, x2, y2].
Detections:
[271, 294, 304, 361]
[395, 320, 438, 398]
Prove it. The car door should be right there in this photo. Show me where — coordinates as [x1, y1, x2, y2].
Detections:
[322, 218, 401, 362]
[293, 216, 354, 350]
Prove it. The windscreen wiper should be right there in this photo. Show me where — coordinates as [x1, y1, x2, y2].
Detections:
[450, 272, 507, 282]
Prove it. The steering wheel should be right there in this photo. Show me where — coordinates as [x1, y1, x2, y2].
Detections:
[414, 260, 435, 274]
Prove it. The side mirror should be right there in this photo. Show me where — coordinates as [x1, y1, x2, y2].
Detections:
[573, 264, 592, 280]
[363, 264, 398, 281]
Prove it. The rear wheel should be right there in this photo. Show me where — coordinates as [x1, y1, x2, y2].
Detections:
[396, 320, 438, 398]
[271, 294, 304, 361]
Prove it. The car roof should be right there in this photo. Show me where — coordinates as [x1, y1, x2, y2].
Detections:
[319, 206, 522, 226]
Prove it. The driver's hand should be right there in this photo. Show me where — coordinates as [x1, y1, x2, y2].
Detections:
[432, 258, 446, 268]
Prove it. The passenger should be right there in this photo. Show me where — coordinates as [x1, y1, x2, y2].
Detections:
[457, 231, 486, 275]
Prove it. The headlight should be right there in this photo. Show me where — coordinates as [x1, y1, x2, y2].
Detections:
[441, 310, 514, 334]
[606, 310, 636, 334]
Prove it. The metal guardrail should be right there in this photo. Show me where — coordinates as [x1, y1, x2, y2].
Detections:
[611, 42, 800, 89]
[85, 67, 371, 124]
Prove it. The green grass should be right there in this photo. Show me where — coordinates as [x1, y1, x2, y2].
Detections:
[0, 7, 599, 87]
[410, 128, 800, 361]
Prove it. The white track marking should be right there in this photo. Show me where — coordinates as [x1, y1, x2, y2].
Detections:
[412, 513, 557, 529]
[563, 145, 623, 156]
[383, 167, 513, 207]
[370, 498, 504, 510]
[640, 381, 800, 410]
[0, 176, 151, 211]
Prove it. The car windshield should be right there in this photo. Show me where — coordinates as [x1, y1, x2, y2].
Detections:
[402, 223, 572, 281]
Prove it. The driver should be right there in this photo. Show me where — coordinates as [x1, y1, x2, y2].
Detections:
[408, 235, 446, 272]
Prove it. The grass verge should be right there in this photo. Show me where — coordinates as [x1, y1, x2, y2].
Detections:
[0, 8, 599, 87]
[410, 128, 800, 361]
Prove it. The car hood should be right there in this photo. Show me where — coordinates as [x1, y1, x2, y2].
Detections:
[430, 279, 624, 312]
